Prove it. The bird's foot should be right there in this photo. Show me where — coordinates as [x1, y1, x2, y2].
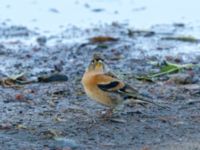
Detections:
[98, 108, 126, 123]
[99, 109, 113, 118]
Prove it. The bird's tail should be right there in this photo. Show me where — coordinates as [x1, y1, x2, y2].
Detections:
[125, 93, 170, 110]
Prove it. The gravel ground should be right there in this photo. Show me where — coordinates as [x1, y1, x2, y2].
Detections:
[0, 23, 200, 150]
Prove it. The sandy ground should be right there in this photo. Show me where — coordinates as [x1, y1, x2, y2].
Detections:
[0, 23, 200, 150]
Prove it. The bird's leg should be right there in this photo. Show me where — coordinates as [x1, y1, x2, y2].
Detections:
[99, 108, 113, 119]
[99, 105, 126, 123]
[99, 105, 122, 118]
[112, 104, 125, 117]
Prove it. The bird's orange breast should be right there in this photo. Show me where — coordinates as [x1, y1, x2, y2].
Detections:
[81, 72, 113, 106]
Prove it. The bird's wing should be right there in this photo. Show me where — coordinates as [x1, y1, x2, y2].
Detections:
[95, 73, 168, 109]
[94, 73, 138, 94]
[94, 73, 125, 92]
[95, 72, 139, 98]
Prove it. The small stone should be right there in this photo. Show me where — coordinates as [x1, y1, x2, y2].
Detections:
[168, 73, 196, 84]
[36, 36, 47, 46]
[54, 137, 79, 149]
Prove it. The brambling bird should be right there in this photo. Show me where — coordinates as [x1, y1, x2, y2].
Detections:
[81, 53, 166, 116]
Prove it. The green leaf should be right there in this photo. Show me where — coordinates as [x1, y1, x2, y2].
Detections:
[136, 61, 195, 81]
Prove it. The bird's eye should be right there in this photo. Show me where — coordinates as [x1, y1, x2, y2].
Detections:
[91, 60, 95, 64]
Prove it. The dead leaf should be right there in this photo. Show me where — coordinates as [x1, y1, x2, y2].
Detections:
[89, 36, 118, 43]
[141, 146, 150, 150]
[0, 73, 27, 88]
[16, 124, 27, 129]
[38, 74, 68, 82]
[109, 118, 126, 123]
[15, 94, 24, 100]
[158, 116, 177, 123]
[40, 129, 59, 139]
[53, 116, 65, 122]
[162, 36, 200, 43]
[0, 122, 12, 130]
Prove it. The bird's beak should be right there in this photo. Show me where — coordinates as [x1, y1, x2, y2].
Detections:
[95, 62, 104, 70]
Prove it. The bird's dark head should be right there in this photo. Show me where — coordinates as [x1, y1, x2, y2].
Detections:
[87, 53, 105, 72]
